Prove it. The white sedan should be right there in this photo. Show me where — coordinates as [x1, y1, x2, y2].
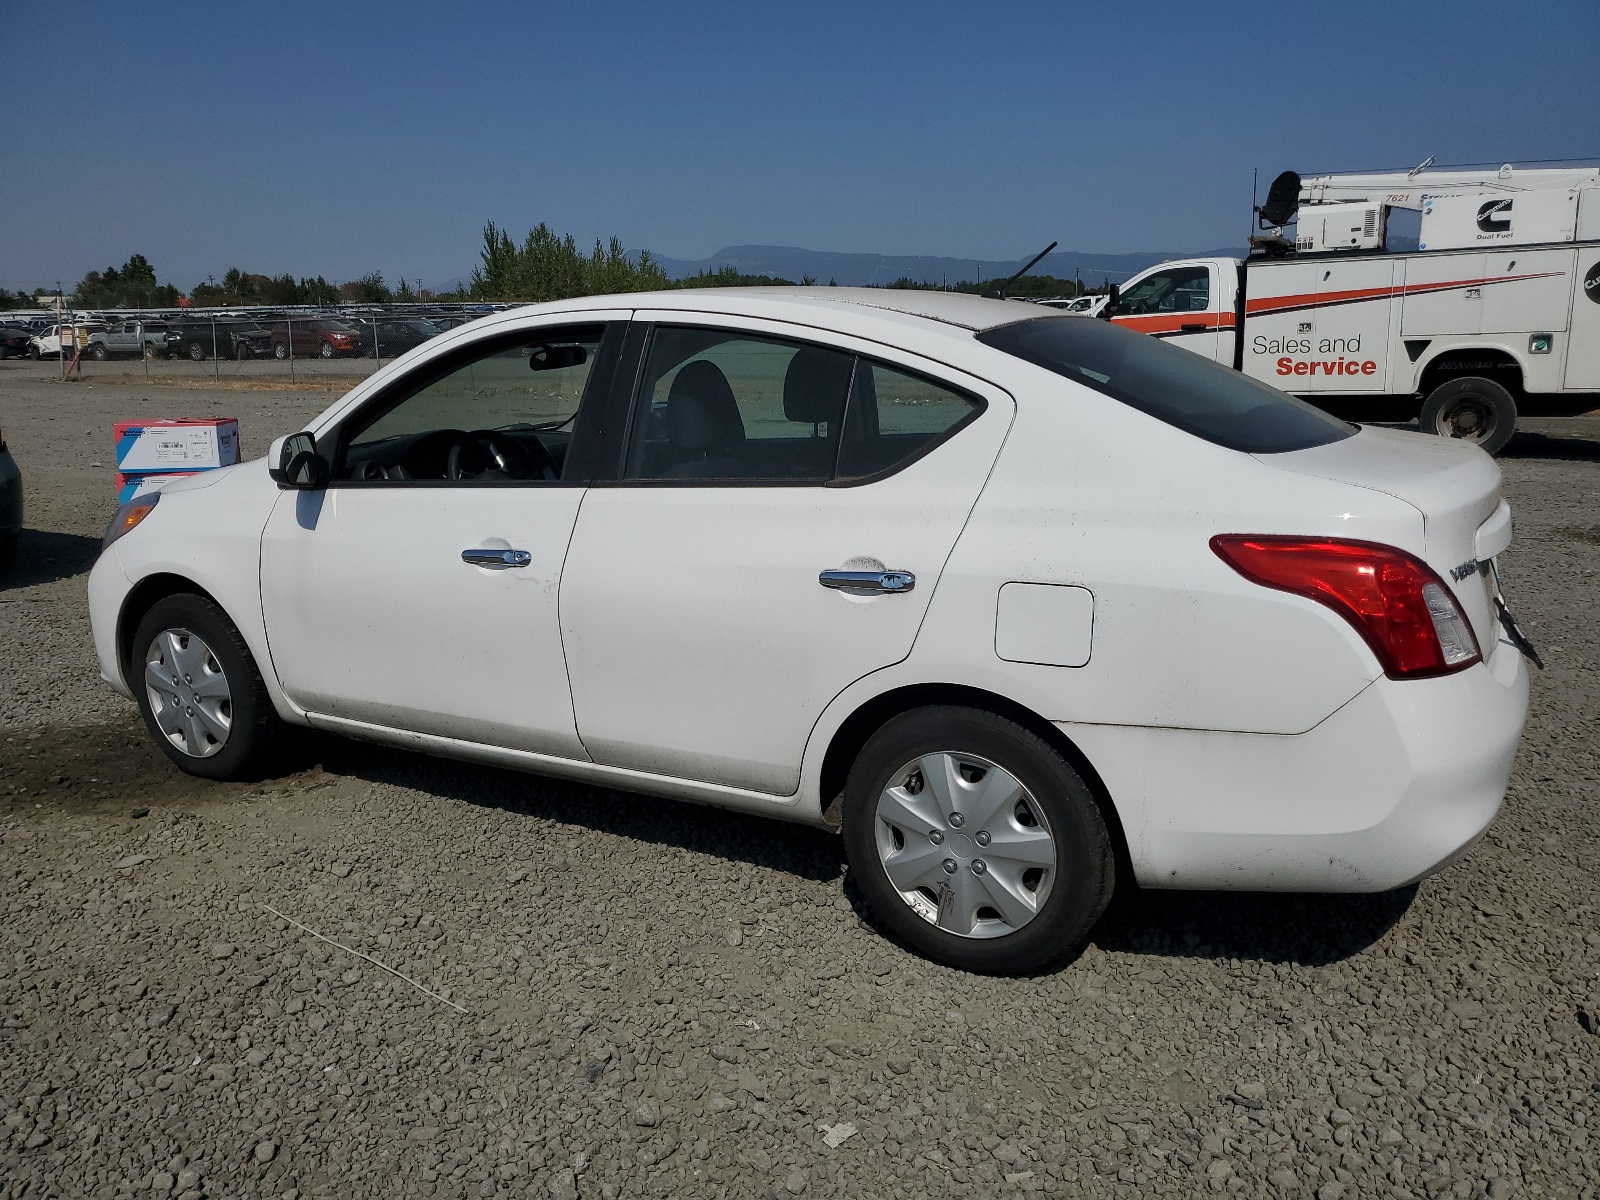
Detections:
[89, 289, 1531, 973]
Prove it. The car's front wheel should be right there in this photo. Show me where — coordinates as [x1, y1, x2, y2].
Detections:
[187, 341, 206, 362]
[842, 706, 1114, 974]
[319, 341, 335, 358]
[131, 594, 288, 780]
[274, 342, 288, 360]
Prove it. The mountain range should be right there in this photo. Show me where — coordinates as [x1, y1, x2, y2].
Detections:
[650, 245, 1250, 287]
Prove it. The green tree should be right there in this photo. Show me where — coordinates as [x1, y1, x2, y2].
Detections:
[469, 221, 670, 301]
[674, 264, 795, 288]
[340, 272, 394, 304]
[73, 254, 181, 308]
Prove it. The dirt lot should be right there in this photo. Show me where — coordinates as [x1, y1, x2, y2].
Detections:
[1, 357, 1598, 1199]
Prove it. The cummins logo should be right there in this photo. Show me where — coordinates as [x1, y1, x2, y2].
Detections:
[1477, 199, 1513, 233]
[1585, 260, 1600, 306]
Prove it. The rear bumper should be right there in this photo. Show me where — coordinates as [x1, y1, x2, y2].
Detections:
[1063, 637, 1529, 892]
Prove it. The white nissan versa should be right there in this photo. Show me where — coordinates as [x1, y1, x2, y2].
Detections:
[89, 289, 1533, 973]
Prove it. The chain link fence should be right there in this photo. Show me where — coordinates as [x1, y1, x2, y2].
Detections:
[0, 303, 513, 385]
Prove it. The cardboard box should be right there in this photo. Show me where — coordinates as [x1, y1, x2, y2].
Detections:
[114, 417, 239, 474]
[115, 471, 200, 505]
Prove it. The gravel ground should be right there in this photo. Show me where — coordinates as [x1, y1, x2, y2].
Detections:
[1, 358, 1597, 1199]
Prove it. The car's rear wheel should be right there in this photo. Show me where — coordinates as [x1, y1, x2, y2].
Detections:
[274, 342, 288, 360]
[131, 594, 288, 780]
[319, 341, 334, 358]
[841, 706, 1114, 974]
[1421, 376, 1517, 456]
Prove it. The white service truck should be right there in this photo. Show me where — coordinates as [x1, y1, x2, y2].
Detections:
[1108, 163, 1600, 453]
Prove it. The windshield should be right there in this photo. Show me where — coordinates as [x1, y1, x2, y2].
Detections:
[977, 316, 1353, 454]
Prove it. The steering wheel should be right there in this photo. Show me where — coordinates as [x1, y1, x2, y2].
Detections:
[445, 430, 557, 481]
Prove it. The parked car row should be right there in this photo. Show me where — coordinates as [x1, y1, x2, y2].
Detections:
[172, 313, 454, 361]
[0, 308, 493, 363]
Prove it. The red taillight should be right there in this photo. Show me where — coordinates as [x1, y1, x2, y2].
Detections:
[1211, 535, 1481, 679]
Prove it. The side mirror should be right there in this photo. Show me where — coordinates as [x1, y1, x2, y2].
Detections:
[270, 431, 329, 489]
[1099, 283, 1119, 319]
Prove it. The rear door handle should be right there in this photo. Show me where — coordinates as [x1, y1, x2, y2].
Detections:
[462, 548, 531, 569]
[819, 568, 916, 594]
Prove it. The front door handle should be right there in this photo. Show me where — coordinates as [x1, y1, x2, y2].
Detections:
[819, 568, 916, 594]
[462, 548, 531, 569]
[1179, 323, 1208, 332]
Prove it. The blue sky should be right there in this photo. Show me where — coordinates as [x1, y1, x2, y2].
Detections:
[3, 0, 1595, 292]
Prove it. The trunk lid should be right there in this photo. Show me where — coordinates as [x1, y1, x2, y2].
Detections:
[1255, 426, 1505, 656]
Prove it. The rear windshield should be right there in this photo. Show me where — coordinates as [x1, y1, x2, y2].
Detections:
[977, 316, 1353, 453]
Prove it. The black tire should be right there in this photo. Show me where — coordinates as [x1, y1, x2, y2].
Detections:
[89, 343, 108, 361]
[131, 593, 288, 780]
[187, 340, 207, 362]
[841, 706, 1114, 974]
[1420, 376, 1517, 456]
[319, 340, 334, 359]
[27, 346, 39, 360]
[236, 340, 251, 360]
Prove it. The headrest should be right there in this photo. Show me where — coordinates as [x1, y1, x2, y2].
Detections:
[783, 347, 853, 426]
[666, 360, 744, 452]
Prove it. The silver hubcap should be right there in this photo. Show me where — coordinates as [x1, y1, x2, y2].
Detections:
[144, 628, 232, 758]
[873, 752, 1056, 939]
[1435, 397, 1492, 442]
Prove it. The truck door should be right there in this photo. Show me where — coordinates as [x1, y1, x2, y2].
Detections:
[1292, 258, 1399, 393]
[1480, 248, 1575, 334]
[1110, 263, 1226, 362]
[1238, 261, 1322, 386]
[1400, 252, 1486, 336]
[1565, 246, 1600, 390]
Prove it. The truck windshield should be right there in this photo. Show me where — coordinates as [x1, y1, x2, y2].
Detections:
[977, 316, 1353, 453]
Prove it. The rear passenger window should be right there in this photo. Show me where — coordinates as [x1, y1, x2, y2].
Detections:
[625, 328, 853, 481]
[835, 361, 983, 481]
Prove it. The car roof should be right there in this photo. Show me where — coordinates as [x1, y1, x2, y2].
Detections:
[674, 287, 1034, 331]
[473, 292, 1043, 356]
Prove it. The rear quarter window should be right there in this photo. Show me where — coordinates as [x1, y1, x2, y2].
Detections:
[977, 316, 1353, 453]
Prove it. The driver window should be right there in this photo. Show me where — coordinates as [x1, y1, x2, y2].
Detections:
[1115, 266, 1210, 315]
[340, 325, 606, 483]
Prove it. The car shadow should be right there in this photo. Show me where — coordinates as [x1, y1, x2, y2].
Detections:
[1086, 883, 1417, 966]
[316, 735, 1417, 965]
[0, 529, 104, 592]
[315, 735, 848, 885]
[1501, 429, 1600, 462]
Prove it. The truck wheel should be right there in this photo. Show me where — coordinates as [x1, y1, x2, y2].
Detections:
[1420, 376, 1517, 456]
[89, 343, 108, 361]
[274, 342, 288, 360]
[236, 341, 251, 360]
[187, 341, 207, 362]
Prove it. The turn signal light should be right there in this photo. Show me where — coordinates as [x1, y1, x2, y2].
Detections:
[103, 493, 160, 550]
[1211, 535, 1481, 679]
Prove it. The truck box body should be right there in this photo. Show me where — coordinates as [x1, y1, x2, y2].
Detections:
[1111, 242, 1600, 409]
[1108, 165, 1600, 452]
